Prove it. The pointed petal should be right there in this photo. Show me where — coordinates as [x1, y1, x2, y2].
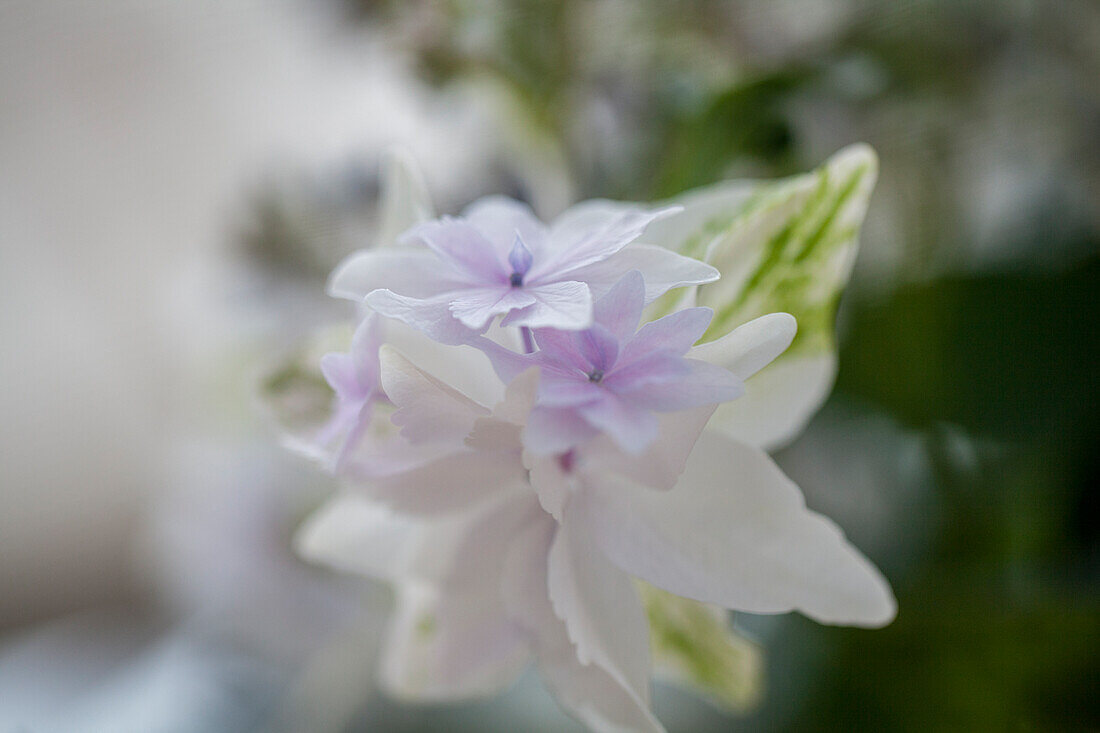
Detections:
[328, 248, 468, 301]
[363, 449, 529, 516]
[294, 492, 418, 581]
[574, 324, 619, 373]
[625, 359, 743, 412]
[449, 287, 536, 330]
[405, 218, 508, 283]
[618, 307, 714, 365]
[366, 290, 476, 345]
[402, 490, 543, 591]
[569, 244, 719, 303]
[376, 146, 435, 248]
[547, 500, 653, 707]
[538, 204, 680, 281]
[501, 518, 665, 733]
[579, 395, 659, 455]
[319, 352, 359, 399]
[584, 406, 715, 491]
[525, 406, 599, 455]
[582, 431, 897, 627]
[463, 195, 549, 261]
[380, 581, 531, 702]
[590, 270, 646, 341]
[708, 353, 837, 450]
[500, 281, 593, 330]
[691, 312, 796, 380]
[379, 345, 489, 446]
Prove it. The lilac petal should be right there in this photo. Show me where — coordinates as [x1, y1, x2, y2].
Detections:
[591, 270, 646, 341]
[472, 336, 537, 383]
[379, 345, 491, 448]
[533, 205, 679, 281]
[539, 377, 603, 408]
[463, 196, 549, 261]
[319, 352, 360, 399]
[579, 395, 660, 455]
[602, 351, 690, 394]
[349, 314, 383, 384]
[333, 400, 374, 471]
[366, 290, 478, 345]
[618, 307, 713, 366]
[499, 281, 593, 330]
[628, 358, 744, 411]
[328, 247, 472, 301]
[449, 287, 537, 330]
[508, 234, 534, 278]
[568, 244, 719, 302]
[524, 406, 599, 455]
[574, 323, 619, 373]
[532, 328, 591, 372]
[405, 218, 508, 283]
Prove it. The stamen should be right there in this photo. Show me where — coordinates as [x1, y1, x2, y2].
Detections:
[509, 271, 524, 287]
[588, 369, 604, 383]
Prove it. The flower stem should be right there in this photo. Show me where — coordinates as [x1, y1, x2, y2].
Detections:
[520, 326, 535, 354]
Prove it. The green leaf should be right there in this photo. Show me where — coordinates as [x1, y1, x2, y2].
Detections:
[639, 582, 764, 713]
[648, 145, 878, 449]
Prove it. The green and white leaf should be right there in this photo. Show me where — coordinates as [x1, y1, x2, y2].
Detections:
[639, 582, 763, 712]
[647, 145, 878, 450]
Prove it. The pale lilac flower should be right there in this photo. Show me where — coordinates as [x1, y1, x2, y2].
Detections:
[327, 197, 720, 344]
[315, 313, 384, 470]
[297, 344, 896, 733]
[479, 271, 745, 455]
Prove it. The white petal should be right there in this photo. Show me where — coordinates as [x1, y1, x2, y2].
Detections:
[402, 490, 542, 591]
[583, 405, 715, 491]
[379, 345, 489, 446]
[366, 290, 476, 345]
[708, 353, 837, 451]
[380, 580, 531, 702]
[501, 518, 665, 733]
[383, 320, 506, 410]
[294, 492, 418, 581]
[569, 244, 719, 302]
[691, 312, 797, 380]
[582, 431, 897, 627]
[547, 501, 652, 704]
[376, 146, 435, 248]
[363, 449, 528, 516]
[328, 248, 466, 301]
[501, 280, 594, 330]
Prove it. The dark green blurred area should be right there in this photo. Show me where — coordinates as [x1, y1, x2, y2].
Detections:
[355, 0, 1100, 730]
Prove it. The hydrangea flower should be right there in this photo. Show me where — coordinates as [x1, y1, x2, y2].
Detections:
[327, 196, 720, 344]
[297, 343, 895, 733]
[265, 145, 895, 733]
[477, 271, 750, 454]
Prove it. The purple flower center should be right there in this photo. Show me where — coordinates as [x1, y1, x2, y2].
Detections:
[508, 233, 534, 288]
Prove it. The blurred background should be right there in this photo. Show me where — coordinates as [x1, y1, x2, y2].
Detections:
[1, 1, 1097, 731]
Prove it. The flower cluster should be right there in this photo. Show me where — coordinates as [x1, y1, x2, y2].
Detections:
[278, 146, 895, 732]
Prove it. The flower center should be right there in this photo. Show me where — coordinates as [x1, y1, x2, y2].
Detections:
[509, 271, 524, 288]
[587, 369, 604, 383]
